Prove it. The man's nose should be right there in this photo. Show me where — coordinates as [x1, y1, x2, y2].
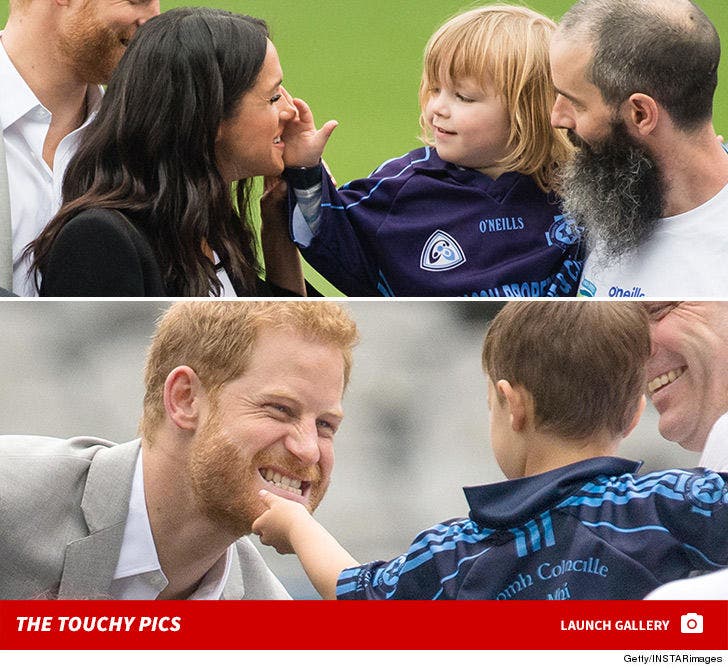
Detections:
[285, 422, 320, 467]
[551, 94, 574, 130]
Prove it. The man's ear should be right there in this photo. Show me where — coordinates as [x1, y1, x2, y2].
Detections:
[623, 394, 647, 439]
[495, 380, 528, 433]
[163, 366, 204, 431]
[624, 93, 659, 138]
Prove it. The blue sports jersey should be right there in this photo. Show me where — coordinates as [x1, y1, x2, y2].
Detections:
[287, 147, 584, 297]
[336, 458, 728, 600]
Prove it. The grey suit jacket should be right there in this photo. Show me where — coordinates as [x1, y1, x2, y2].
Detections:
[0, 435, 290, 600]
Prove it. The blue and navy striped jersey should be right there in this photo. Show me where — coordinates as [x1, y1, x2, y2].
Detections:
[336, 457, 728, 600]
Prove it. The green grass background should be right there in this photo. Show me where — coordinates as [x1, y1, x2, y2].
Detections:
[3, 1, 725, 295]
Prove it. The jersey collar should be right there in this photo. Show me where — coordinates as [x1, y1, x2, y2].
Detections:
[464, 457, 642, 528]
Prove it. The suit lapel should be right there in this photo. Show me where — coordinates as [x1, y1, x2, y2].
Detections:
[58, 439, 141, 598]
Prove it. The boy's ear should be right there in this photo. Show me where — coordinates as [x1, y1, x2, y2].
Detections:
[495, 379, 528, 433]
[163, 365, 205, 431]
[623, 394, 647, 439]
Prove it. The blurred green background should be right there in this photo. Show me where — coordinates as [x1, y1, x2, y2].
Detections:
[2, 1, 726, 295]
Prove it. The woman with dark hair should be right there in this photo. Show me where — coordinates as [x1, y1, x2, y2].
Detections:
[27, 7, 305, 297]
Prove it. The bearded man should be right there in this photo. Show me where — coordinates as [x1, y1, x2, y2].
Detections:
[0, 301, 359, 600]
[0, 0, 159, 295]
[549, 0, 728, 298]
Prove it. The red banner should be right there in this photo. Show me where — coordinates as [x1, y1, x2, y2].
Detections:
[0, 600, 726, 650]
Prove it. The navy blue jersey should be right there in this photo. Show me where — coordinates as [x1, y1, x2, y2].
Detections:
[288, 147, 583, 297]
[336, 458, 728, 600]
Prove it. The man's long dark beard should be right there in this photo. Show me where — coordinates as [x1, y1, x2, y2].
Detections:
[559, 121, 666, 260]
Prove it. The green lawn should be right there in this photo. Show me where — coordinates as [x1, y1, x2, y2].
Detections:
[3, 1, 726, 295]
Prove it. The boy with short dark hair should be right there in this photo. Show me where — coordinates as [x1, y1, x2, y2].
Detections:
[253, 302, 728, 600]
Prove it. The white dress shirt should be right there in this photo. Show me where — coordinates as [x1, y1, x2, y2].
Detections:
[0, 35, 103, 296]
[109, 448, 233, 600]
[700, 412, 728, 472]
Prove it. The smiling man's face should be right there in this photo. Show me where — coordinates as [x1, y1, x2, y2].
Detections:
[645, 302, 728, 453]
[58, 0, 160, 85]
[188, 325, 345, 538]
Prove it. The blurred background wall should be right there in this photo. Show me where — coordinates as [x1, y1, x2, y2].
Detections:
[0, 301, 699, 598]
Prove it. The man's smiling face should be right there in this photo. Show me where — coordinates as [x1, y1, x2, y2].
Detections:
[645, 302, 728, 453]
[188, 325, 345, 537]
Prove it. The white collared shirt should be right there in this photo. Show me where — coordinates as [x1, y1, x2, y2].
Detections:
[0, 34, 103, 296]
[109, 448, 233, 600]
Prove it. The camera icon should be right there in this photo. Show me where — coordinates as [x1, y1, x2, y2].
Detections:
[680, 613, 704, 634]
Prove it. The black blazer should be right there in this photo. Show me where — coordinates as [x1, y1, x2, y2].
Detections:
[39, 208, 291, 297]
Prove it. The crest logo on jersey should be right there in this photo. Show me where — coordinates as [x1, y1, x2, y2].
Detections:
[545, 215, 581, 250]
[685, 472, 727, 516]
[420, 230, 466, 272]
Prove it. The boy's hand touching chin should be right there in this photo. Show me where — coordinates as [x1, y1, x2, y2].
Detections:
[252, 489, 312, 554]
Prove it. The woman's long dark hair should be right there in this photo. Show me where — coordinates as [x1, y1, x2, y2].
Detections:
[28, 7, 270, 296]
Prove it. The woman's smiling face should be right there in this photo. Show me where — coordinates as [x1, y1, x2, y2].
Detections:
[215, 40, 296, 182]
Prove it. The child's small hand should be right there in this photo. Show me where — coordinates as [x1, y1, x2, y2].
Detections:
[281, 97, 338, 169]
[252, 489, 313, 555]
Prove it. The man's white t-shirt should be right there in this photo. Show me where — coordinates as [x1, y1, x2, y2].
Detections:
[578, 183, 728, 298]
